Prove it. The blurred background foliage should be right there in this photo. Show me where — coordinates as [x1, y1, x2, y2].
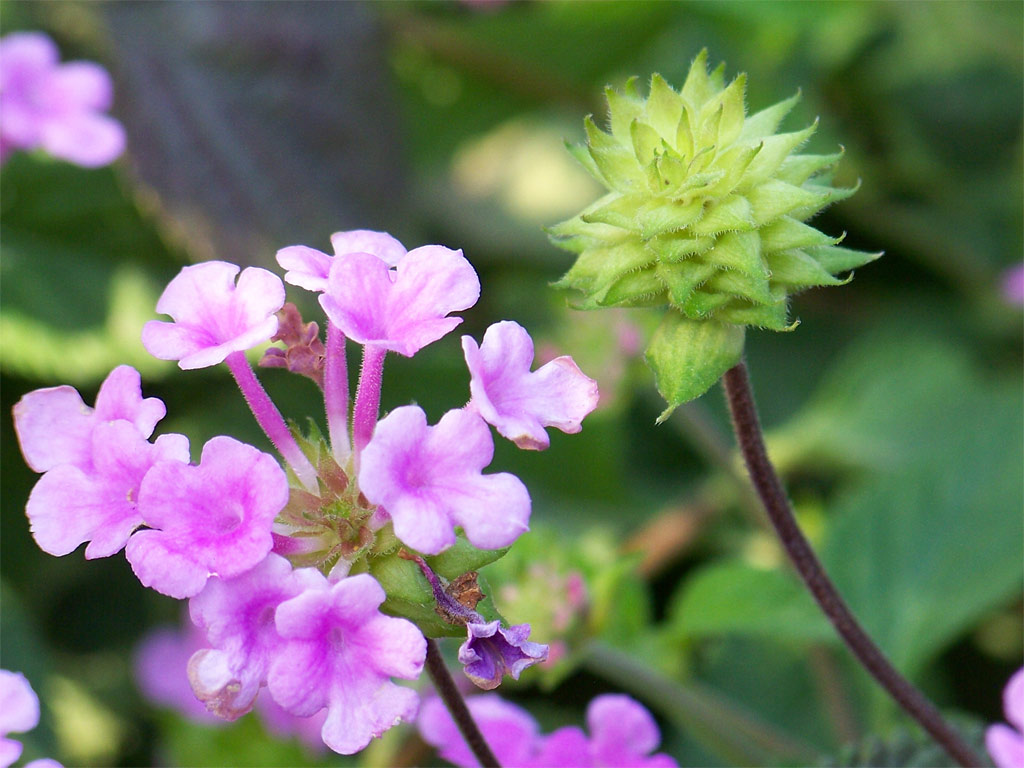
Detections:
[1, 1, 1021, 766]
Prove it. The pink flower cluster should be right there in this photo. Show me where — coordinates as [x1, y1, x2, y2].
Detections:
[13, 228, 599, 756]
[419, 692, 677, 767]
[0, 32, 124, 167]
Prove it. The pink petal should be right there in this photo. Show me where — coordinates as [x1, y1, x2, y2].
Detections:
[47, 61, 113, 110]
[418, 695, 539, 768]
[129, 436, 287, 597]
[360, 407, 529, 554]
[13, 385, 93, 472]
[93, 365, 166, 438]
[40, 111, 124, 168]
[464, 321, 599, 451]
[1005, 667, 1024, 732]
[329, 229, 406, 266]
[320, 245, 479, 357]
[987, 724, 1024, 768]
[587, 694, 664, 764]
[0, 670, 39, 734]
[276, 245, 333, 292]
[142, 262, 285, 370]
[0, 32, 58, 88]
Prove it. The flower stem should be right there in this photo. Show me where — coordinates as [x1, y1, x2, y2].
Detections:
[352, 344, 387, 464]
[721, 361, 982, 768]
[424, 638, 500, 768]
[324, 321, 351, 464]
[224, 351, 319, 494]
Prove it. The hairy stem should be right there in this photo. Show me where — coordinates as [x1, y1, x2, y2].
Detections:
[224, 351, 319, 493]
[721, 361, 982, 767]
[424, 639, 500, 768]
[351, 344, 386, 464]
[324, 321, 351, 464]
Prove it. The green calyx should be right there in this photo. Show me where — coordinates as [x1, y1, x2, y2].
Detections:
[549, 50, 879, 410]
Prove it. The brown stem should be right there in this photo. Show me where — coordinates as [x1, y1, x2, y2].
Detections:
[721, 361, 982, 767]
[424, 638, 500, 768]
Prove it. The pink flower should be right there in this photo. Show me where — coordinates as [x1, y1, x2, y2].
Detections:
[418, 693, 676, 768]
[125, 436, 289, 598]
[0, 31, 124, 167]
[0, 670, 38, 768]
[1001, 263, 1024, 307]
[142, 261, 285, 370]
[266, 571, 425, 754]
[13, 365, 166, 473]
[320, 245, 480, 357]
[359, 406, 530, 554]
[134, 619, 225, 725]
[988, 667, 1024, 768]
[583, 694, 677, 768]
[187, 554, 321, 719]
[277, 230, 407, 293]
[459, 620, 548, 690]
[418, 694, 541, 767]
[463, 321, 599, 450]
[25, 421, 189, 558]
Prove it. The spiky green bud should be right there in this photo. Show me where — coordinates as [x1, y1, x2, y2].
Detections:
[549, 51, 879, 413]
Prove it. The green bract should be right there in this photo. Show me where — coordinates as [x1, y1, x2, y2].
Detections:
[549, 51, 879, 413]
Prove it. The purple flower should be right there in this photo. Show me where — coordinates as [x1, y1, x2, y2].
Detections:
[142, 261, 285, 370]
[987, 666, 1024, 768]
[1001, 263, 1024, 307]
[583, 694, 677, 768]
[359, 406, 530, 554]
[266, 571, 425, 754]
[0, 32, 124, 167]
[125, 436, 289, 598]
[277, 229, 407, 293]
[418, 694, 541, 768]
[0, 670, 38, 768]
[458, 620, 548, 690]
[26, 421, 189, 558]
[320, 245, 480, 357]
[463, 321, 599, 450]
[418, 693, 676, 768]
[13, 364, 166, 473]
[187, 554, 321, 719]
[134, 618, 225, 725]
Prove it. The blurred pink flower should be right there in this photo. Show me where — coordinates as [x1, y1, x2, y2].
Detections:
[1001, 263, 1024, 307]
[0, 31, 124, 166]
[987, 666, 1024, 768]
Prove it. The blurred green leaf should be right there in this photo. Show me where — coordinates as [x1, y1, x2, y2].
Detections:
[668, 560, 834, 645]
[773, 332, 1024, 683]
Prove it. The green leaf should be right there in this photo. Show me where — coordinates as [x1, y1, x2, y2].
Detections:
[739, 89, 801, 143]
[585, 116, 644, 193]
[368, 551, 464, 639]
[668, 560, 835, 644]
[427, 537, 509, 580]
[646, 74, 684, 142]
[770, 333, 1024, 686]
[690, 194, 756, 236]
[645, 312, 745, 419]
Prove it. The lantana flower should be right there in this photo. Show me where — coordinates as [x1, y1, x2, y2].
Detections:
[987, 666, 1024, 768]
[463, 320, 600, 450]
[267, 571, 426, 755]
[187, 553, 321, 719]
[320, 245, 480, 356]
[277, 229, 407, 293]
[126, 436, 289, 598]
[459, 620, 549, 690]
[0, 31, 125, 167]
[142, 261, 285, 370]
[359, 406, 530, 554]
[418, 692, 677, 767]
[26, 421, 189, 558]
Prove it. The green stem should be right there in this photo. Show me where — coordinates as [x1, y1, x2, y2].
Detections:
[424, 639, 500, 768]
[721, 361, 982, 767]
[583, 642, 821, 766]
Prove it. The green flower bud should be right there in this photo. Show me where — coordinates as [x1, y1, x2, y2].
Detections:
[549, 51, 879, 413]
